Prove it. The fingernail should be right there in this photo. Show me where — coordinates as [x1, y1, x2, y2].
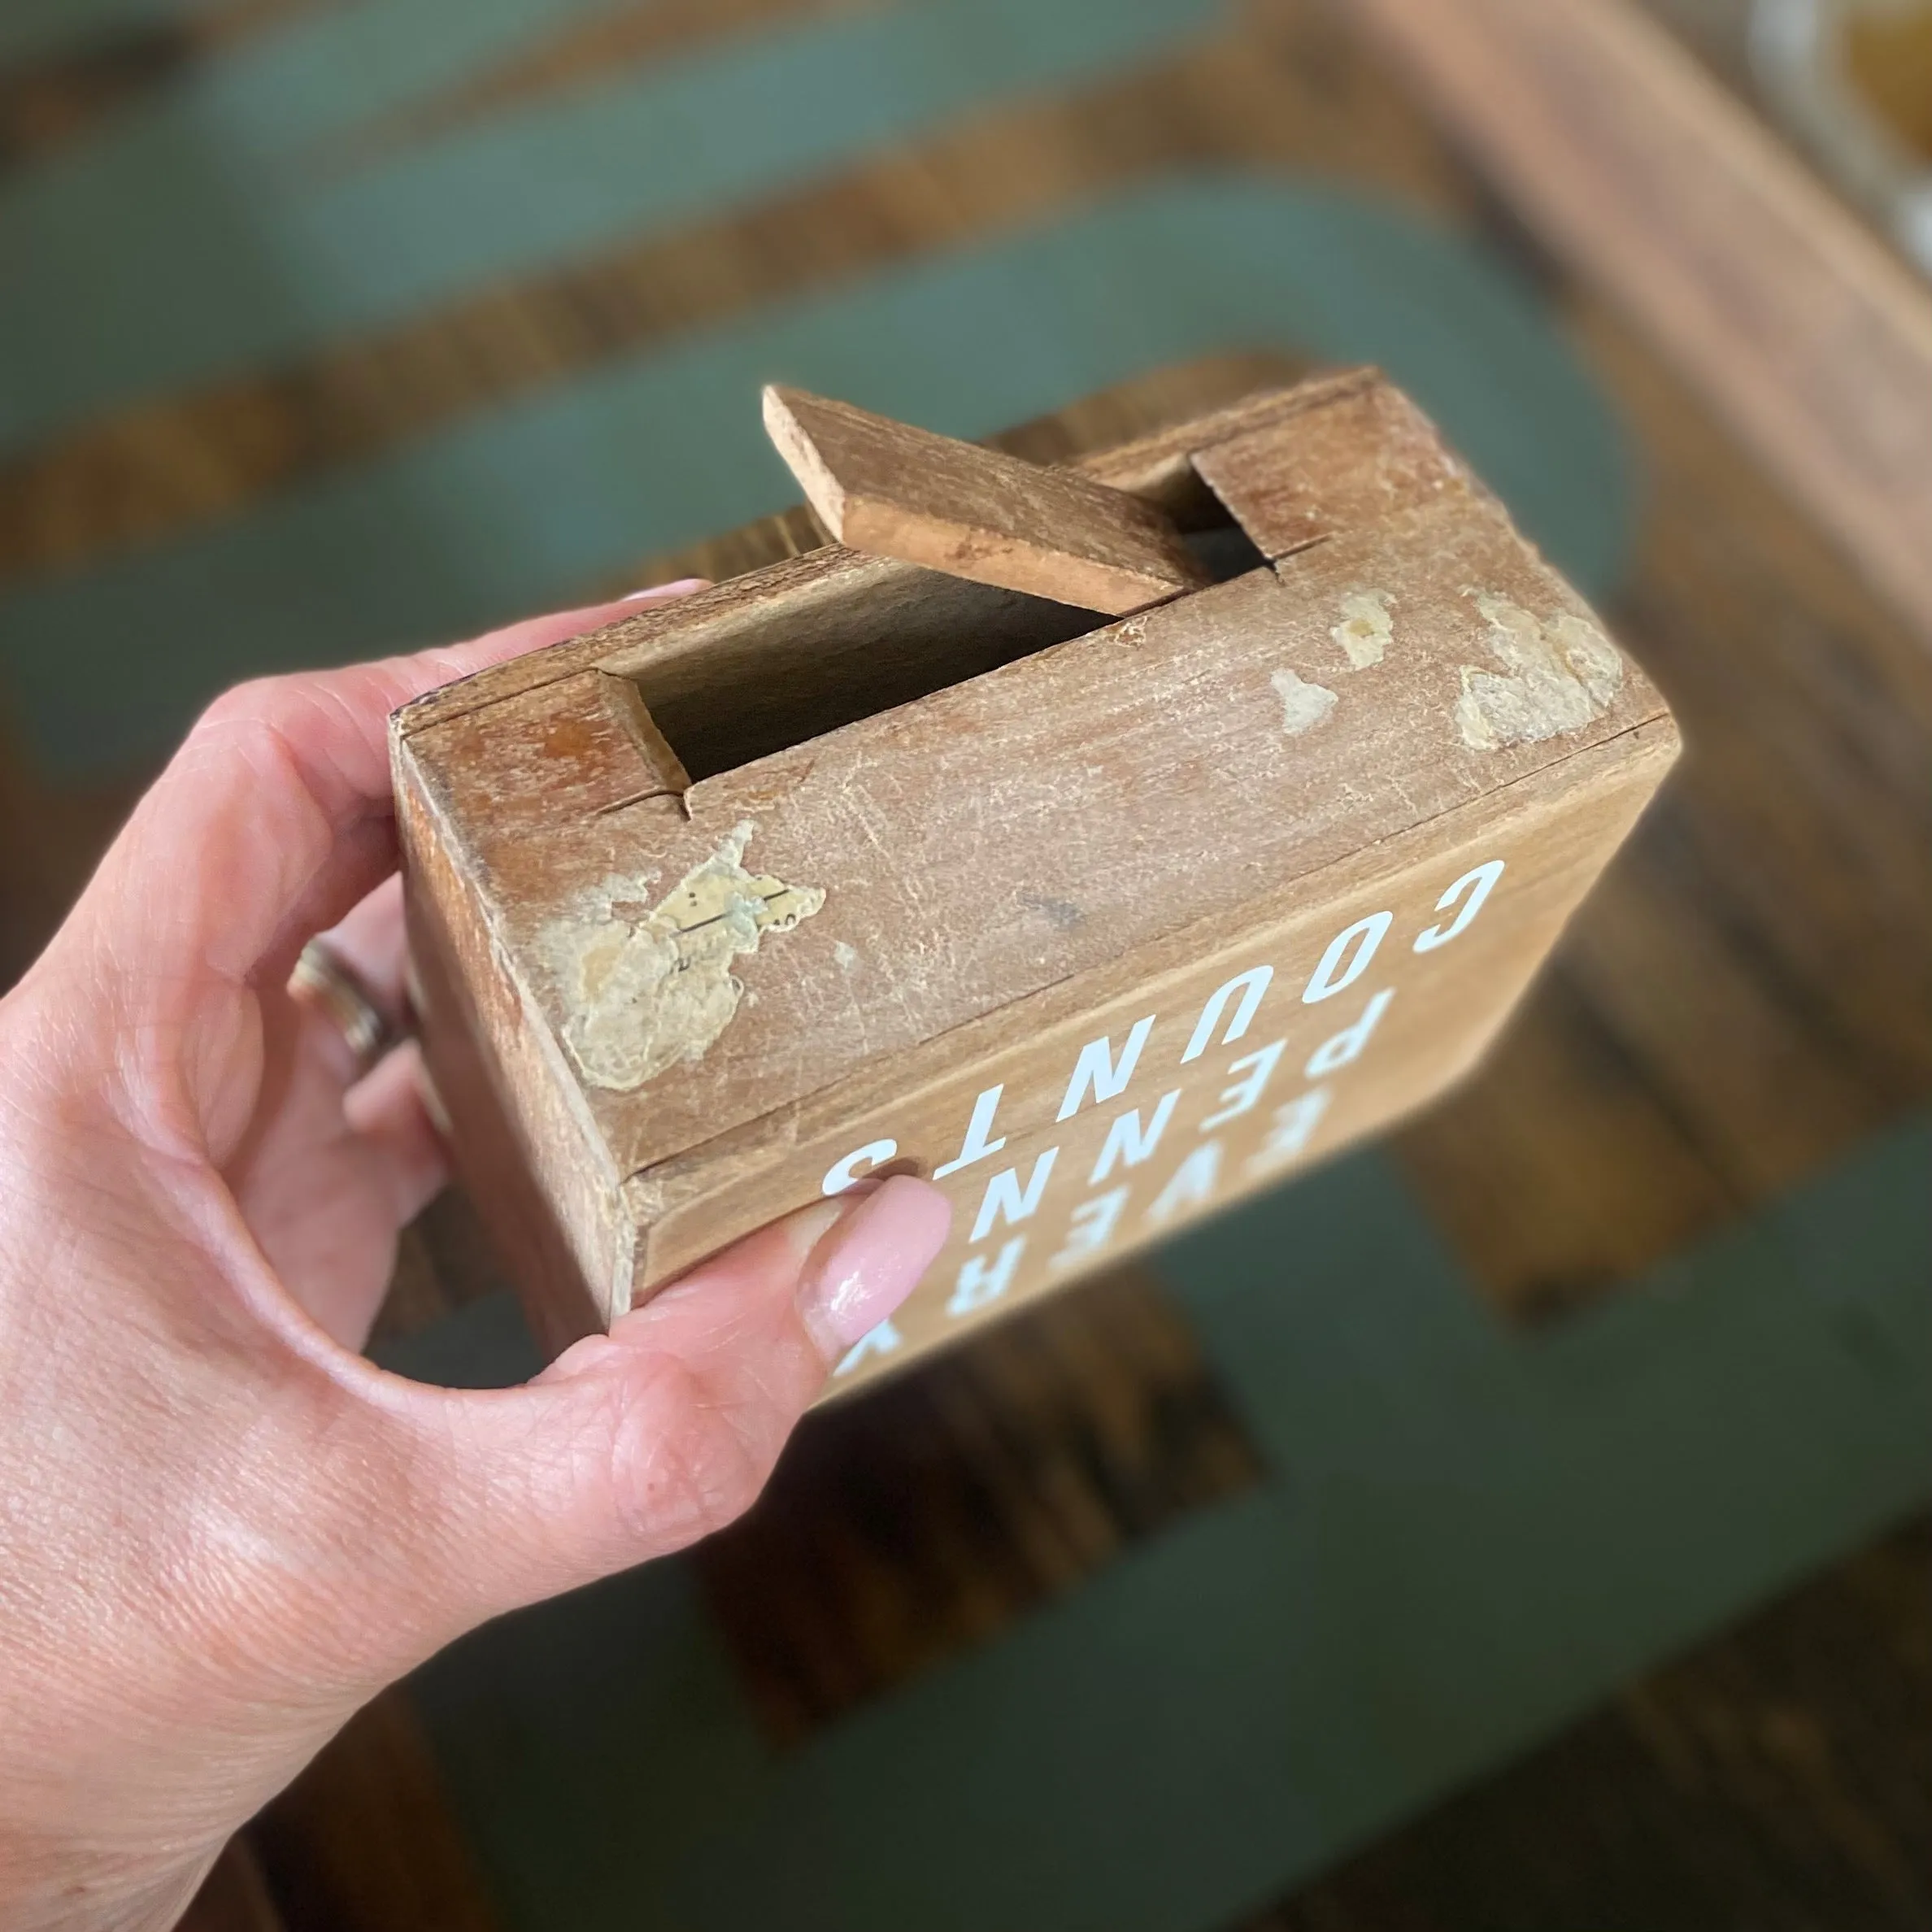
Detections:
[797, 1176, 951, 1358]
[624, 577, 709, 602]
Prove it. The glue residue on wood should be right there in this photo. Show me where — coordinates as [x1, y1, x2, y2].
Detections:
[1456, 592, 1625, 751]
[1271, 665, 1340, 734]
[1331, 589, 1395, 668]
[548, 821, 825, 1091]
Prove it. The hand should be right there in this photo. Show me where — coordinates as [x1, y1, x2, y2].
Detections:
[0, 590, 951, 1931]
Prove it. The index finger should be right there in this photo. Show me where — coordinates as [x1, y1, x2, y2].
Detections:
[81, 585, 705, 999]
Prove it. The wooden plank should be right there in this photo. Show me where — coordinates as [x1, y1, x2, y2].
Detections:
[394, 370, 1373, 741]
[1192, 377, 1474, 558]
[760, 383, 1208, 614]
[630, 354, 1309, 591]
[1349, 0, 1932, 650]
[1574, 299, 1932, 1097]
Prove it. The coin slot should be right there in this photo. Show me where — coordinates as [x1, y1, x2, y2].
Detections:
[614, 496, 1264, 784]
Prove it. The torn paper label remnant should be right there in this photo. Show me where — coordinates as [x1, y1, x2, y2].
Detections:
[1456, 593, 1625, 751]
[548, 821, 825, 1091]
[1272, 666, 1340, 735]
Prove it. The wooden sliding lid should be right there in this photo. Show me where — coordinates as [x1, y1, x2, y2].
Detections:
[762, 383, 1211, 614]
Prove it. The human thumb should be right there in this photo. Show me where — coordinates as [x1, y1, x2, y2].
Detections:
[346, 1177, 950, 1655]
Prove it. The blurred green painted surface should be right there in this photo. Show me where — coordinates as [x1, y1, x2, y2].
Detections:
[411, 1119, 1932, 1932]
[0, 179, 1631, 772]
[0, 0, 1219, 453]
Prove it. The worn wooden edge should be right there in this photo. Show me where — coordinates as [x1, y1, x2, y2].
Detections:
[760, 381, 1210, 614]
[390, 367, 1383, 739]
[394, 738, 630, 1340]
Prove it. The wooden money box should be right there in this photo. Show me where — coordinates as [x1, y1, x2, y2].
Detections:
[393, 368, 1677, 1391]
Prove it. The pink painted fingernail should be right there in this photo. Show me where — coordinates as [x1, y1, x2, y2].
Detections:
[624, 577, 709, 601]
[798, 1175, 951, 1356]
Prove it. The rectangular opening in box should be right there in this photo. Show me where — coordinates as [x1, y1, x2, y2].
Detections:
[620, 498, 1267, 784]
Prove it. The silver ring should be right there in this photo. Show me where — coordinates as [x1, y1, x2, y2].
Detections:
[290, 939, 394, 1078]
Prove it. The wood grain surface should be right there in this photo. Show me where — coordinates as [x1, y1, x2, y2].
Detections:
[762, 382, 1209, 611]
